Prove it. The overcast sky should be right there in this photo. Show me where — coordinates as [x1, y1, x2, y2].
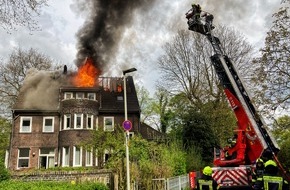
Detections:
[0, 0, 282, 94]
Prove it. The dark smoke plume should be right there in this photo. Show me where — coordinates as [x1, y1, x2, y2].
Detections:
[74, 0, 156, 73]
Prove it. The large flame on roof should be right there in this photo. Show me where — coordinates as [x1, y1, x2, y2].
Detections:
[73, 58, 100, 87]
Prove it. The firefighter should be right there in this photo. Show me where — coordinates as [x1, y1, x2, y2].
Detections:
[186, 3, 202, 25]
[252, 158, 265, 186]
[253, 160, 289, 190]
[191, 3, 202, 22]
[195, 166, 218, 190]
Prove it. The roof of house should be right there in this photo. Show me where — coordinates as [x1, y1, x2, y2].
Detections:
[13, 70, 140, 115]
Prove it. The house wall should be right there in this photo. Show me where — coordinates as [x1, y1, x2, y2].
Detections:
[9, 114, 60, 170]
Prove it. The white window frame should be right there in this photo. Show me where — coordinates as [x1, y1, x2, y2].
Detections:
[73, 146, 82, 167]
[62, 147, 70, 167]
[76, 92, 84, 99]
[104, 117, 114, 131]
[17, 148, 30, 169]
[87, 93, 96, 100]
[64, 92, 73, 99]
[74, 114, 83, 129]
[20, 117, 32, 133]
[64, 114, 71, 129]
[43, 117, 54, 132]
[39, 148, 55, 169]
[95, 117, 99, 130]
[86, 149, 93, 166]
[86, 114, 94, 129]
[95, 149, 98, 166]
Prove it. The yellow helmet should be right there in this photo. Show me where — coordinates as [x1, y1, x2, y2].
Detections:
[203, 166, 213, 176]
[256, 158, 264, 163]
[265, 160, 277, 168]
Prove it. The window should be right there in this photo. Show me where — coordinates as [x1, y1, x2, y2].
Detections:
[104, 117, 114, 131]
[76, 92, 84, 99]
[86, 149, 93, 166]
[39, 148, 55, 169]
[62, 147, 70, 167]
[64, 92, 73, 99]
[87, 114, 93, 129]
[74, 114, 83, 129]
[64, 114, 71, 129]
[95, 117, 99, 130]
[95, 149, 98, 166]
[103, 149, 111, 164]
[20, 117, 32, 133]
[18, 148, 30, 168]
[88, 93, 96, 100]
[43, 117, 54, 132]
[73, 146, 82, 167]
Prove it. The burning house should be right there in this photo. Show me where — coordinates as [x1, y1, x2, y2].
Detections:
[8, 59, 163, 171]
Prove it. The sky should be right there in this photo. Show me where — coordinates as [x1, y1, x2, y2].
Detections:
[0, 0, 283, 94]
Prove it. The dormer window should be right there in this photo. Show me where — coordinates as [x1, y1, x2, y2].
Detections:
[88, 93, 96, 100]
[64, 92, 73, 99]
[76, 92, 84, 99]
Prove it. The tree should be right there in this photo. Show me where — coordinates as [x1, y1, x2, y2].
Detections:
[0, 47, 54, 116]
[0, 117, 11, 181]
[182, 107, 220, 163]
[135, 85, 154, 124]
[251, 4, 290, 115]
[157, 27, 253, 108]
[157, 27, 252, 158]
[0, 117, 11, 158]
[84, 125, 187, 189]
[0, 0, 47, 32]
[272, 115, 290, 170]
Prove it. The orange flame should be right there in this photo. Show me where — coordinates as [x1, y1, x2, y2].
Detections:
[73, 58, 99, 87]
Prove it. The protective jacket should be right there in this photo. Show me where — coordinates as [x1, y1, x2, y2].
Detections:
[196, 175, 218, 190]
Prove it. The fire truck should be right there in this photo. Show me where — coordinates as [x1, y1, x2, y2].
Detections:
[186, 8, 290, 189]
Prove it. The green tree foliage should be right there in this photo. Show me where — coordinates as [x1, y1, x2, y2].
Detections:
[0, 117, 11, 181]
[272, 115, 290, 145]
[251, 4, 290, 115]
[0, 117, 11, 157]
[181, 107, 220, 163]
[85, 125, 187, 189]
[272, 115, 290, 169]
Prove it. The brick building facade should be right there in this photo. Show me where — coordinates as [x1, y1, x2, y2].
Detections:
[8, 75, 164, 171]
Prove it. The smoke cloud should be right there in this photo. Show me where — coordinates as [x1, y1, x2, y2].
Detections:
[73, 0, 157, 74]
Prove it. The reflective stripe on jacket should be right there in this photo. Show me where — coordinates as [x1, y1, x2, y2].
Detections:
[256, 176, 283, 190]
[198, 179, 213, 190]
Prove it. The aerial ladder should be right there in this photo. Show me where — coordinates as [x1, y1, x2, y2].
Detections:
[186, 6, 290, 189]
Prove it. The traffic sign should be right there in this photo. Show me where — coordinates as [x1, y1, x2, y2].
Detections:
[123, 120, 132, 131]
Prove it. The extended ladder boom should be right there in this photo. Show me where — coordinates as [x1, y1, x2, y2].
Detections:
[186, 6, 290, 183]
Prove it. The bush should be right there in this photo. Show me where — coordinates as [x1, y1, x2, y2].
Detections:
[0, 161, 10, 182]
[0, 181, 109, 190]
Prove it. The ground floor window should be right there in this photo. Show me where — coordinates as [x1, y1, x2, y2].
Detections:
[62, 147, 70, 167]
[39, 148, 55, 169]
[86, 149, 93, 166]
[18, 148, 30, 168]
[73, 146, 82, 167]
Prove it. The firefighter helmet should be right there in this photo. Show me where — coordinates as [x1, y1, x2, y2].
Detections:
[256, 158, 264, 163]
[203, 166, 213, 176]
